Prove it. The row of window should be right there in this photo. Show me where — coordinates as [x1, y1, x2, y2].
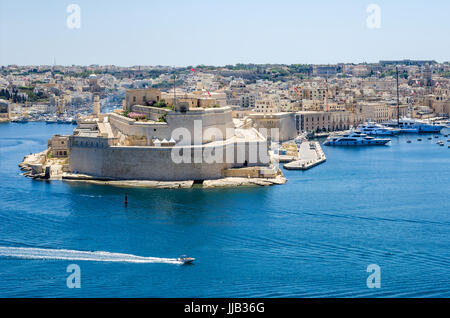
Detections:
[299, 125, 351, 132]
[302, 116, 331, 122]
[72, 140, 107, 148]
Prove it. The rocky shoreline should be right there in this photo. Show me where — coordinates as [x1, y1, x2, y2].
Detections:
[19, 150, 51, 179]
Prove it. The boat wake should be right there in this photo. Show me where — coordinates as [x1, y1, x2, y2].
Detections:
[0, 246, 182, 264]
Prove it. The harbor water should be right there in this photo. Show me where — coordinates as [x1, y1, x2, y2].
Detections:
[0, 122, 449, 297]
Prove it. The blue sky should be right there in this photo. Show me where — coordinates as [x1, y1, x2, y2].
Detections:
[0, 0, 449, 66]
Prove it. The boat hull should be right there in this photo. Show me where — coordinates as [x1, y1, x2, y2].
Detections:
[398, 128, 419, 133]
[324, 139, 390, 146]
[360, 130, 397, 136]
[418, 126, 445, 133]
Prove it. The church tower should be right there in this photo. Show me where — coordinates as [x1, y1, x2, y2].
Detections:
[93, 95, 100, 116]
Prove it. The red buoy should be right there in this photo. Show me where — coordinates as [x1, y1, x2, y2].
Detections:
[125, 193, 128, 205]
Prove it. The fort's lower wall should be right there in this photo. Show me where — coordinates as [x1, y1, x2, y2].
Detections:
[69, 140, 270, 181]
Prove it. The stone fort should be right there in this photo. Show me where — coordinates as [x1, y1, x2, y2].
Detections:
[67, 89, 277, 181]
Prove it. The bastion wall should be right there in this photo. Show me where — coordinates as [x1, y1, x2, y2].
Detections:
[108, 107, 235, 145]
[69, 138, 269, 181]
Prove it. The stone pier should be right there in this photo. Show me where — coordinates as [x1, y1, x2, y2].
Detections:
[283, 141, 326, 170]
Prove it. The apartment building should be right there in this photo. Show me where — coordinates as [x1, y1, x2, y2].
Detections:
[254, 95, 280, 113]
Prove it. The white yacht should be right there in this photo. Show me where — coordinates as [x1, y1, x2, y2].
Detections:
[45, 116, 58, 124]
[12, 117, 29, 123]
[383, 117, 445, 133]
[432, 118, 449, 128]
[324, 131, 390, 146]
[357, 122, 399, 136]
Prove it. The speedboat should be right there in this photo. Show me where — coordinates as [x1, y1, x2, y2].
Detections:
[324, 130, 390, 146]
[357, 121, 399, 136]
[178, 255, 195, 264]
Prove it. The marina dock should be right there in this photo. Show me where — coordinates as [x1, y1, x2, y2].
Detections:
[283, 141, 326, 170]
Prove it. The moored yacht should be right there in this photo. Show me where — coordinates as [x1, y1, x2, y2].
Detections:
[12, 117, 29, 123]
[46, 116, 58, 124]
[324, 131, 390, 146]
[417, 119, 447, 132]
[383, 117, 445, 133]
[357, 121, 399, 136]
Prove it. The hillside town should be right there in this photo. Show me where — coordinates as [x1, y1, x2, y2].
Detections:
[1, 60, 449, 132]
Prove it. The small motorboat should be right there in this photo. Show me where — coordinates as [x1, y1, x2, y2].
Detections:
[178, 255, 195, 264]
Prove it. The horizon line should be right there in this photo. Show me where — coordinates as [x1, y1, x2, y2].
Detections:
[2, 59, 448, 68]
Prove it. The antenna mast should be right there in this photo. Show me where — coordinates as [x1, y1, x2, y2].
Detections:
[396, 66, 400, 125]
[325, 71, 329, 112]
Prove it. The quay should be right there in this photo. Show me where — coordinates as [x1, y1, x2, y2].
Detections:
[283, 141, 326, 170]
[278, 143, 300, 163]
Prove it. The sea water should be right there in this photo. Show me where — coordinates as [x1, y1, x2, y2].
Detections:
[0, 122, 449, 297]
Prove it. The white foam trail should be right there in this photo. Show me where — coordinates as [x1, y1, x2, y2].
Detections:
[0, 246, 182, 264]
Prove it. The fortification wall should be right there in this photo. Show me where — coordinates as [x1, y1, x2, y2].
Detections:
[109, 113, 169, 141]
[130, 105, 170, 121]
[250, 112, 297, 142]
[69, 139, 269, 181]
[166, 107, 235, 144]
[108, 107, 235, 145]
